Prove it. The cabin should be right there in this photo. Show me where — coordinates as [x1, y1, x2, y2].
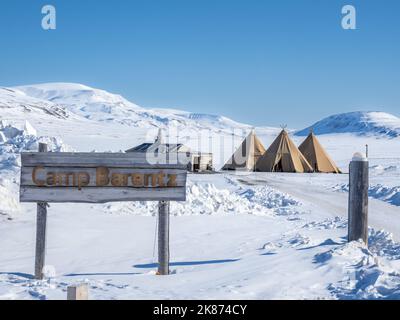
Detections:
[126, 130, 213, 173]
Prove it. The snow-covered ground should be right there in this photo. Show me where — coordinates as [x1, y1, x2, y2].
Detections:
[1, 83, 400, 300]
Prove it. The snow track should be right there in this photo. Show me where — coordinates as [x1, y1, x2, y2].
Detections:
[236, 173, 400, 241]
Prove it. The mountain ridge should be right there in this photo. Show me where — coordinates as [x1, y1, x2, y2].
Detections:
[2, 82, 399, 138]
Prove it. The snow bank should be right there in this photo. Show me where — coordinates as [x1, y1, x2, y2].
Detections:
[103, 182, 275, 216]
[368, 185, 400, 206]
[0, 121, 72, 171]
[0, 121, 72, 217]
[103, 179, 303, 217]
[332, 183, 400, 207]
[369, 229, 400, 260]
[314, 228, 400, 299]
[302, 216, 347, 230]
[238, 185, 302, 219]
[371, 164, 400, 173]
[240, 186, 299, 209]
[0, 183, 20, 219]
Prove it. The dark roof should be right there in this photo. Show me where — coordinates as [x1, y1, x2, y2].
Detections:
[126, 143, 153, 152]
[126, 143, 185, 153]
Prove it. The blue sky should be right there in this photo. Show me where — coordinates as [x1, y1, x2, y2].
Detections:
[0, 0, 399, 127]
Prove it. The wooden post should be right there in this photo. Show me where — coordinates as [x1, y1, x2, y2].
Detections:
[348, 152, 369, 245]
[67, 284, 89, 300]
[35, 143, 48, 280]
[157, 201, 170, 275]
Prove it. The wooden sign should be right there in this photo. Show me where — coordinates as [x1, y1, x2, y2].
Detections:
[20, 152, 187, 203]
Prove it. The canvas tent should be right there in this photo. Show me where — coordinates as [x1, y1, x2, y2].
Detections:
[256, 130, 313, 173]
[298, 131, 342, 173]
[222, 130, 266, 171]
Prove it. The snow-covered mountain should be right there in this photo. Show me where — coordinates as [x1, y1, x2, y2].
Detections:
[296, 111, 400, 138]
[0, 86, 74, 120]
[2, 83, 400, 140]
[11, 83, 252, 132]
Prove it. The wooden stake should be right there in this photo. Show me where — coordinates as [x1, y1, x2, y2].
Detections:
[158, 201, 170, 275]
[35, 143, 48, 280]
[348, 152, 369, 245]
[67, 284, 89, 300]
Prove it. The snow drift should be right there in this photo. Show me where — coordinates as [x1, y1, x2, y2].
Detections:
[102, 182, 301, 217]
[331, 183, 400, 207]
[0, 120, 72, 217]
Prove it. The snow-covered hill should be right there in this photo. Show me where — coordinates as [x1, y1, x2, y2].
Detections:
[13, 83, 252, 132]
[0, 86, 74, 120]
[296, 111, 400, 138]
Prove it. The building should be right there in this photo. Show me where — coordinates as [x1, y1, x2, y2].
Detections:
[126, 129, 213, 172]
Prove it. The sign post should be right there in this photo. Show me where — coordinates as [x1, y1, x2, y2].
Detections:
[348, 152, 369, 245]
[20, 152, 187, 278]
[158, 201, 170, 275]
[67, 284, 89, 300]
[34, 143, 48, 280]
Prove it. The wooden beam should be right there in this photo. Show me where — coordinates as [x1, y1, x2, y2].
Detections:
[21, 152, 188, 169]
[21, 186, 186, 203]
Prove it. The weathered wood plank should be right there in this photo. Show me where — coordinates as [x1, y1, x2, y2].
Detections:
[20, 167, 186, 187]
[21, 152, 188, 169]
[20, 186, 186, 203]
[20, 152, 187, 203]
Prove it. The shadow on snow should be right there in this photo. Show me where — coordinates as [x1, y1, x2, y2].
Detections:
[133, 259, 240, 268]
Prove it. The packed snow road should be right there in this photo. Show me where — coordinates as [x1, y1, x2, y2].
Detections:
[235, 173, 400, 241]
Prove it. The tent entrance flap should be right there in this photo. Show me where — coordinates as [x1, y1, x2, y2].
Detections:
[273, 159, 283, 172]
